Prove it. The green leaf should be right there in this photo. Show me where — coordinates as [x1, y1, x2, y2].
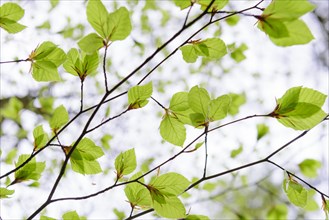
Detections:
[169, 92, 190, 112]
[153, 195, 186, 218]
[298, 159, 321, 178]
[198, 0, 228, 12]
[188, 85, 211, 117]
[181, 38, 227, 63]
[0, 97, 23, 121]
[64, 48, 99, 79]
[304, 189, 320, 211]
[49, 105, 69, 131]
[86, 0, 109, 39]
[230, 145, 243, 158]
[258, 18, 289, 38]
[0, 187, 15, 199]
[226, 15, 240, 26]
[13, 154, 45, 185]
[283, 179, 308, 207]
[115, 148, 137, 178]
[70, 138, 104, 175]
[208, 94, 231, 121]
[113, 208, 125, 220]
[263, 0, 315, 21]
[33, 125, 49, 150]
[63, 210, 85, 220]
[106, 7, 132, 41]
[272, 86, 327, 130]
[266, 204, 288, 220]
[150, 172, 190, 196]
[124, 172, 152, 208]
[173, 0, 192, 10]
[160, 114, 186, 146]
[269, 19, 314, 46]
[256, 123, 270, 140]
[128, 82, 153, 109]
[29, 41, 66, 81]
[78, 33, 104, 54]
[0, 2, 26, 33]
[229, 43, 248, 63]
[227, 93, 246, 115]
[185, 214, 210, 220]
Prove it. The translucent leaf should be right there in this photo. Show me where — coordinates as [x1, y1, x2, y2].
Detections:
[70, 138, 104, 175]
[269, 19, 314, 46]
[198, 0, 228, 12]
[272, 86, 327, 130]
[230, 145, 243, 158]
[226, 15, 240, 26]
[86, 0, 109, 39]
[33, 125, 49, 150]
[298, 159, 321, 178]
[258, 18, 289, 38]
[208, 94, 231, 121]
[304, 189, 320, 211]
[169, 92, 189, 112]
[266, 204, 288, 220]
[0, 3, 26, 33]
[0, 97, 23, 120]
[32, 61, 61, 82]
[283, 179, 308, 207]
[64, 48, 99, 78]
[185, 215, 210, 220]
[33, 41, 66, 66]
[173, 0, 192, 10]
[0, 187, 15, 199]
[13, 154, 45, 184]
[227, 93, 246, 115]
[153, 195, 186, 218]
[115, 148, 137, 178]
[160, 115, 186, 146]
[256, 123, 270, 140]
[49, 105, 69, 131]
[263, 0, 315, 21]
[63, 210, 85, 220]
[229, 43, 248, 62]
[124, 172, 152, 208]
[181, 38, 227, 63]
[150, 172, 190, 196]
[128, 82, 153, 109]
[78, 33, 104, 54]
[106, 7, 132, 41]
[188, 85, 211, 117]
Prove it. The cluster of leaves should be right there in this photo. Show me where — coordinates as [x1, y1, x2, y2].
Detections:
[0, 0, 328, 219]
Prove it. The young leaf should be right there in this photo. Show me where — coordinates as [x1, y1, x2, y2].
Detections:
[33, 125, 49, 150]
[188, 85, 211, 117]
[298, 159, 321, 178]
[29, 41, 66, 81]
[86, 0, 109, 39]
[269, 19, 314, 46]
[49, 105, 69, 132]
[78, 33, 104, 54]
[256, 123, 270, 140]
[70, 138, 104, 175]
[160, 114, 186, 146]
[262, 0, 315, 21]
[169, 92, 190, 112]
[63, 211, 84, 220]
[271, 87, 327, 130]
[0, 187, 15, 199]
[185, 214, 210, 220]
[181, 38, 227, 63]
[198, 0, 228, 12]
[230, 145, 243, 158]
[128, 82, 153, 109]
[115, 148, 137, 178]
[0, 97, 23, 121]
[229, 43, 248, 63]
[12, 154, 45, 185]
[283, 179, 308, 207]
[266, 204, 288, 220]
[106, 7, 132, 41]
[124, 172, 152, 208]
[208, 94, 231, 121]
[150, 172, 190, 196]
[0, 2, 26, 33]
[153, 195, 186, 218]
[173, 0, 192, 10]
[227, 93, 246, 115]
[64, 48, 99, 79]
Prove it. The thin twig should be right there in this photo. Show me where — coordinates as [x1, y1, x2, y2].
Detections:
[0, 59, 29, 64]
[203, 125, 209, 178]
[80, 80, 84, 112]
[103, 46, 109, 92]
